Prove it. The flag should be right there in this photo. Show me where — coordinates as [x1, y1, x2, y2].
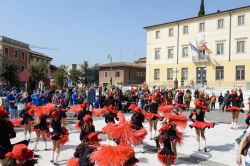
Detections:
[189, 42, 200, 57]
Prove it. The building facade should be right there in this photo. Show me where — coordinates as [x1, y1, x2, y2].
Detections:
[145, 6, 250, 89]
[0, 36, 29, 74]
[0, 36, 53, 89]
[29, 50, 53, 77]
[99, 62, 146, 87]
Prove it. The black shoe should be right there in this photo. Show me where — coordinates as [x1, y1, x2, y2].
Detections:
[204, 148, 207, 152]
[50, 160, 54, 163]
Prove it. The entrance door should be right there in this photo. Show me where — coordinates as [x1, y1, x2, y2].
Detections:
[196, 67, 206, 84]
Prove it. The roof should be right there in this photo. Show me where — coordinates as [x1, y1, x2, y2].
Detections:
[98, 62, 146, 68]
[135, 57, 146, 61]
[50, 64, 58, 69]
[29, 50, 53, 60]
[144, 5, 250, 29]
[0, 36, 29, 49]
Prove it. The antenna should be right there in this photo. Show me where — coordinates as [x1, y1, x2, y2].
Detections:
[30, 45, 59, 51]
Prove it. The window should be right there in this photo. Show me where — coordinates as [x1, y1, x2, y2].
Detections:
[199, 23, 205, 32]
[182, 47, 188, 57]
[168, 49, 173, 59]
[104, 72, 108, 77]
[183, 26, 188, 34]
[21, 52, 25, 60]
[4, 47, 9, 56]
[167, 68, 173, 80]
[115, 71, 120, 77]
[238, 15, 245, 26]
[155, 31, 160, 39]
[169, 28, 173, 37]
[155, 50, 160, 60]
[154, 69, 160, 80]
[216, 66, 224, 80]
[216, 43, 224, 55]
[14, 49, 18, 59]
[36, 57, 39, 62]
[236, 65, 245, 80]
[218, 19, 224, 29]
[237, 41, 245, 53]
[181, 68, 188, 80]
[136, 72, 145, 76]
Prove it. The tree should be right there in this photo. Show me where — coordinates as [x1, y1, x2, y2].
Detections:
[69, 69, 82, 86]
[29, 61, 47, 88]
[198, 0, 205, 16]
[0, 58, 19, 88]
[80, 61, 89, 85]
[54, 65, 68, 89]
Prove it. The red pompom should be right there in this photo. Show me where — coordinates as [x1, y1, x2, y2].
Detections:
[67, 158, 79, 166]
[71, 105, 83, 114]
[92, 108, 109, 117]
[108, 122, 147, 145]
[90, 144, 135, 166]
[11, 118, 23, 127]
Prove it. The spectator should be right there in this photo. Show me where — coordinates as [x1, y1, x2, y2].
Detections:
[184, 89, 192, 110]
[194, 89, 199, 99]
[210, 94, 216, 110]
[31, 89, 43, 106]
[222, 90, 230, 112]
[5, 87, 18, 119]
[218, 93, 224, 112]
[72, 90, 80, 105]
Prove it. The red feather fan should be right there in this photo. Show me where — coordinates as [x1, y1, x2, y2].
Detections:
[90, 144, 135, 166]
[92, 108, 109, 117]
[70, 105, 83, 114]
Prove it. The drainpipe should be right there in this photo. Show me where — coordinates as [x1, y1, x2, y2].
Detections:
[177, 22, 180, 64]
[229, 11, 232, 62]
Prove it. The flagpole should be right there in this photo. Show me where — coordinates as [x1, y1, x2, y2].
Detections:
[108, 54, 113, 90]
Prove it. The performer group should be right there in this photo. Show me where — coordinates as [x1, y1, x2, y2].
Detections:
[0, 85, 247, 166]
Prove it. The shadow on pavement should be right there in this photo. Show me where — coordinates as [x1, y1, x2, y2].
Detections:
[206, 143, 235, 152]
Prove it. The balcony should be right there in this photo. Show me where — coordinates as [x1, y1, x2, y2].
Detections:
[192, 54, 210, 63]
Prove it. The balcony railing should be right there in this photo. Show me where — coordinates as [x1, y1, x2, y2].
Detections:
[192, 55, 209, 63]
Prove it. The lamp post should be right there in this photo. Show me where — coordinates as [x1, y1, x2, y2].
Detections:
[173, 68, 179, 89]
[108, 54, 113, 89]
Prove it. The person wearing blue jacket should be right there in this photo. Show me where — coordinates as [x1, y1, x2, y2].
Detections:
[31, 89, 43, 106]
[72, 91, 80, 105]
[5, 87, 18, 119]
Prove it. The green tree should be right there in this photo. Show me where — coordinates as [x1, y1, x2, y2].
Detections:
[29, 61, 47, 88]
[80, 61, 89, 85]
[54, 65, 68, 89]
[69, 69, 82, 86]
[0, 58, 19, 88]
[198, 0, 205, 16]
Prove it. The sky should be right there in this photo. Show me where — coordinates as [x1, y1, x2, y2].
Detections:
[0, 0, 249, 66]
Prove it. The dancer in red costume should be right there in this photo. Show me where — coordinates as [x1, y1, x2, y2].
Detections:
[130, 106, 146, 152]
[227, 90, 244, 129]
[48, 109, 69, 165]
[19, 102, 34, 141]
[144, 95, 163, 140]
[189, 92, 215, 152]
[32, 107, 50, 151]
[67, 132, 100, 166]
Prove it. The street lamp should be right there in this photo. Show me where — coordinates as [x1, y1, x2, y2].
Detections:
[108, 54, 113, 89]
[173, 68, 179, 89]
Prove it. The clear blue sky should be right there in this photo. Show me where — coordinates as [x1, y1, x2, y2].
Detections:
[0, 0, 249, 66]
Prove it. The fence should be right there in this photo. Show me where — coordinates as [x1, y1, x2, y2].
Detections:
[146, 81, 250, 90]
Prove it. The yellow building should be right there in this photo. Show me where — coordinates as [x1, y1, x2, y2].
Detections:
[144, 6, 250, 89]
